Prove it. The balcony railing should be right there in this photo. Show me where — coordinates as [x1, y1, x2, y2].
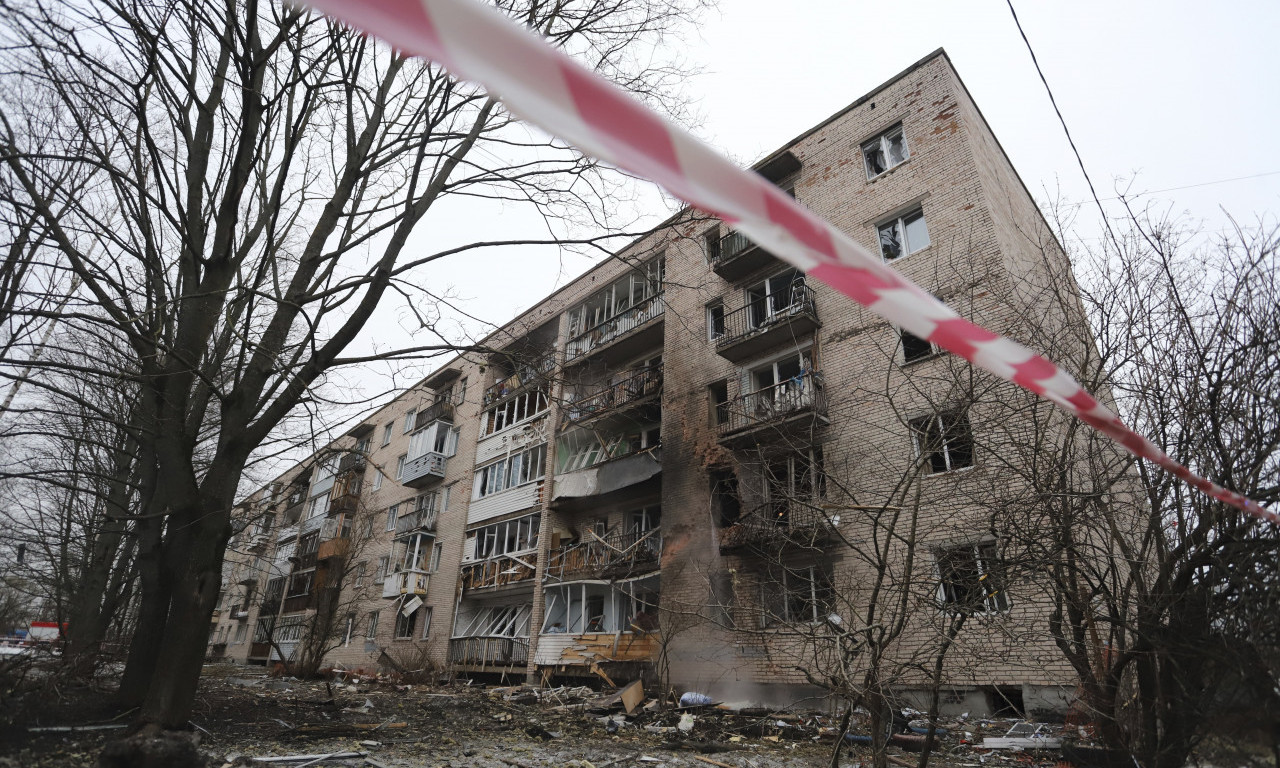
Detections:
[717, 371, 826, 436]
[394, 507, 439, 537]
[719, 501, 840, 552]
[710, 230, 780, 279]
[546, 528, 662, 581]
[414, 399, 455, 430]
[565, 293, 664, 362]
[461, 553, 537, 591]
[483, 356, 554, 407]
[714, 283, 819, 361]
[562, 365, 662, 427]
[448, 636, 530, 668]
[337, 452, 366, 475]
[401, 451, 447, 488]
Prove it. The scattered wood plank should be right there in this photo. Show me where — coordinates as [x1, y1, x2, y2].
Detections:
[252, 753, 368, 763]
[29, 724, 128, 732]
[619, 680, 645, 714]
[693, 757, 736, 768]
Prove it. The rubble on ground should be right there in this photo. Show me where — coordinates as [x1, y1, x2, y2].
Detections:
[0, 663, 1104, 768]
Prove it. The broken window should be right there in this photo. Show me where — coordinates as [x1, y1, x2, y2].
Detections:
[481, 386, 549, 436]
[877, 208, 930, 261]
[911, 411, 974, 473]
[746, 268, 804, 328]
[474, 443, 547, 498]
[711, 470, 741, 527]
[761, 562, 834, 626]
[937, 543, 1009, 613]
[863, 124, 909, 179]
[395, 608, 418, 639]
[707, 302, 726, 341]
[465, 513, 541, 561]
[704, 226, 721, 262]
[901, 329, 937, 364]
[366, 610, 380, 639]
[708, 380, 729, 426]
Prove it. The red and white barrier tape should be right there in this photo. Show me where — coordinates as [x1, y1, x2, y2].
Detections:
[301, 0, 1276, 524]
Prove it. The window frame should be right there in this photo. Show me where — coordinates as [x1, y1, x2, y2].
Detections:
[936, 542, 1009, 614]
[473, 443, 547, 499]
[877, 207, 930, 261]
[381, 423, 394, 446]
[707, 301, 726, 341]
[402, 409, 417, 434]
[910, 411, 975, 474]
[862, 124, 910, 180]
[761, 562, 834, 627]
[900, 328, 940, 364]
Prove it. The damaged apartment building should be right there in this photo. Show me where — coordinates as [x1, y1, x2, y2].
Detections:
[209, 49, 1103, 717]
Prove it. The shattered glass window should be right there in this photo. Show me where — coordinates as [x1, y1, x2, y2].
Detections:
[863, 125, 909, 179]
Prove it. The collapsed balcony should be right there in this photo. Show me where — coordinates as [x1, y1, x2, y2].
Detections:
[714, 283, 820, 363]
[461, 553, 537, 592]
[546, 528, 662, 581]
[717, 370, 827, 439]
[718, 501, 841, 553]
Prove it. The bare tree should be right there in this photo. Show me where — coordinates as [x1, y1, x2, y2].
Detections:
[0, 0, 707, 743]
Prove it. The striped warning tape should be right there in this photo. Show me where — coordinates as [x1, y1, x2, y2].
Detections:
[300, 0, 1275, 524]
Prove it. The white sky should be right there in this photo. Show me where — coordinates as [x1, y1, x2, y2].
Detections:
[313, 0, 1280, 441]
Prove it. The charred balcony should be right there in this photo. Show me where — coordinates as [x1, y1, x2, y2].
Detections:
[718, 501, 840, 554]
[546, 528, 662, 581]
[462, 553, 537, 592]
[717, 371, 827, 441]
[561, 364, 662, 429]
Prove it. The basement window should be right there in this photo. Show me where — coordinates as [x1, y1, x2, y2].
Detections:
[878, 208, 930, 261]
[863, 124, 909, 179]
[910, 411, 973, 473]
[937, 543, 1009, 613]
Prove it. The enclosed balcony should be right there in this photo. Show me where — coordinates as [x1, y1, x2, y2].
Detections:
[565, 293, 665, 366]
[561, 364, 662, 429]
[546, 528, 662, 581]
[402, 408, 454, 488]
[717, 371, 827, 441]
[394, 507, 438, 537]
[719, 501, 840, 554]
[381, 569, 430, 598]
[462, 553, 537, 592]
[714, 283, 819, 363]
[401, 452, 446, 488]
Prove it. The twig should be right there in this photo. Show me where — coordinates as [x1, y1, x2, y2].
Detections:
[693, 757, 736, 768]
[597, 754, 640, 768]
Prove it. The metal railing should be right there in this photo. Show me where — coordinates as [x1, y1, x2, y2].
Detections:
[717, 371, 825, 435]
[714, 283, 817, 348]
[716, 230, 755, 264]
[413, 399, 455, 430]
[719, 501, 839, 551]
[394, 507, 439, 536]
[562, 365, 662, 426]
[448, 636, 530, 668]
[546, 528, 662, 580]
[483, 355, 555, 407]
[565, 293, 664, 362]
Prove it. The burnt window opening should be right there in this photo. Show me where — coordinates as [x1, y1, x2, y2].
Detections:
[712, 470, 741, 528]
[911, 411, 974, 473]
[704, 227, 721, 262]
[937, 542, 1009, 614]
[901, 329, 937, 364]
[709, 380, 730, 426]
[707, 302, 726, 341]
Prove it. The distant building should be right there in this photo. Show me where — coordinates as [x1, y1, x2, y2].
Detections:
[212, 49, 1098, 716]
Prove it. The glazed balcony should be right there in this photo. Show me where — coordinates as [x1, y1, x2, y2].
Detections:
[448, 636, 529, 670]
[714, 284, 820, 363]
[717, 371, 827, 440]
[381, 569, 431, 598]
[710, 230, 781, 281]
[561, 365, 662, 429]
[719, 501, 840, 554]
[401, 451, 447, 488]
[565, 293, 664, 366]
[394, 507, 438, 538]
[461, 553, 537, 592]
[546, 528, 662, 581]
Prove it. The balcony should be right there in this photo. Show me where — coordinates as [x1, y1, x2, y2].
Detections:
[230, 605, 249, 620]
[381, 569, 431, 598]
[714, 284, 820, 363]
[546, 528, 661, 581]
[483, 356, 554, 408]
[717, 371, 827, 440]
[394, 508, 438, 538]
[448, 636, 529, 670]
[565, 293, 664, 365]
[561, 365, 662, 429]
[316, 536, 349, 561]
[414, 399, 455, 430]
[462, 554, 537, 591]
[337, 452, 366, 475]
[281, 594, 312, 614]
[719, 501, 840, 553]
[401, 451, 447, 488]
[711, 230, 782, 281]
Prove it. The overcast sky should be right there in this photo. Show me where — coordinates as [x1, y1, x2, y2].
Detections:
[315, 0, 1280, 437]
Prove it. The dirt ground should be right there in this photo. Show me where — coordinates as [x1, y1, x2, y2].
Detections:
[0, 663, 1076, 768]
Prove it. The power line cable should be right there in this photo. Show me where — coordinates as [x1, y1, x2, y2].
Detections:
[1005, 0, 1119, 245]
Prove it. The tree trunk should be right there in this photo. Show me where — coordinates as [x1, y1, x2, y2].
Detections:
[116, 511, 168, 707]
